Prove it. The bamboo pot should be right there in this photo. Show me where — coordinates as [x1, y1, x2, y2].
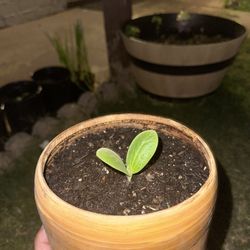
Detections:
[34, 114, 218, 249]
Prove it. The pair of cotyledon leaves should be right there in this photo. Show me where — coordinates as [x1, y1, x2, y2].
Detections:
[96, 130, 158, 181]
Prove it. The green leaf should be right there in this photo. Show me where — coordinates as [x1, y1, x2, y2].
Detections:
[96, 148, 128, 175]
[124, 25, 141, 38]
[151, 15, 162, 26]
[126, 130, 158, 175]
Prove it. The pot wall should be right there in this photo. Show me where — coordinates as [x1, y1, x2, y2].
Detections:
[35, 114, 218, 249]
[32, 66, 83, 113]
[122, 33, 246, 66]
[0, 81, 45, 134]
[132, 64, 228, 98]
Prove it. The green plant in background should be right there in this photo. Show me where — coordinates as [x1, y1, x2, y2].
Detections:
[151, 15, 163, 35]
[48, 20, 95, 91]
[96, 130, 158, 181]
[176, 10, 191, 36]
[225, 0, 250, 11]
[124, 24, 141, 38]
[176, 10, 191, 22]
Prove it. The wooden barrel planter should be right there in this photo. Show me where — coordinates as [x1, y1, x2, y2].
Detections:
[32, 66, 84, 113]
[121, 13, 247, 98]
[35, 114, 217, 249]
[0, 80, 45, 135]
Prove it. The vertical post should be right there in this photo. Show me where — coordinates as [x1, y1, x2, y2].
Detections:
[102, 0, 132, 77]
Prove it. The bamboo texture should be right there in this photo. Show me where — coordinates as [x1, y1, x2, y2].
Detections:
[34, 114, 218, 250]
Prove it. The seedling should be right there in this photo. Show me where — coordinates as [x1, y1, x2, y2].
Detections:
[96, 130, 158, 181]
[125, 25, 141, 38]
[176, 10, 191, 22]
[151, 15, 163, 35]
[176, 11, 191, 36]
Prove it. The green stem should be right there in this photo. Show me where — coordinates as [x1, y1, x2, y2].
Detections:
[127, 175, 132, 182]
[127, 174, 133, 182]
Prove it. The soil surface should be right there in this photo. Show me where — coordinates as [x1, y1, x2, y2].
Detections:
[160, 33, 230, 45]
[45, 121, 209, 215]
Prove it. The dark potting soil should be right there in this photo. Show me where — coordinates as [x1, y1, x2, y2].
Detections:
[45, 122, 209, 215]
[161, 33, 230, 45]
[150, 33, 230, 45]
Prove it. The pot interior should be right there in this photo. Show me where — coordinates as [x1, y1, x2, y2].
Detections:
[32, 66, 71, 83]
[123, 13, 246, 43]
[0, 81, 42, 104]
[44, 116, 212, 216]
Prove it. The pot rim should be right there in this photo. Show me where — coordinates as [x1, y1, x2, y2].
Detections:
[32, 66, 71, 83]
[121, 12, 247, 47]
[121, 30, 246, 48]
[0, 81, 43, 105]
[35, 113, 217, 221]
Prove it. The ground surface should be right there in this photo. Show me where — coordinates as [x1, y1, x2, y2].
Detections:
[225, 0, 250, 12]
[0, 38, 250, 249]
[0, 0, 250, 249]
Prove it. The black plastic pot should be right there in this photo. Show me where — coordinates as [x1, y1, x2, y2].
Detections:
[0, 81, 45, 135]
[0, 106, 8, 150]
[32, 66, 84, 113]
[121, 13, 247, 98]
[0, 106, 7, 135]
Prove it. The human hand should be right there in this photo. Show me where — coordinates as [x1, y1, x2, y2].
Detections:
[34, 226, 51, 250]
